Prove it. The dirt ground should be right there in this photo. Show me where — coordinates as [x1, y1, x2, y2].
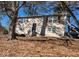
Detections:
[0, 35, 79, 57]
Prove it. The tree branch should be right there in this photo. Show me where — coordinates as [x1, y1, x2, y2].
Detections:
[61, 1, 79, 26]
[3, 2, 13, 19]
[4, 7, 12, 19]
[16, 1, 26, 12]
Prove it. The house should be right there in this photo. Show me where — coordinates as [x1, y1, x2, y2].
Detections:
[16, 13, 67, 38]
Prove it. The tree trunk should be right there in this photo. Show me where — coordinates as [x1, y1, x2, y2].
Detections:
[11, 17, 17, 39]
[32, 23, 36, 36]
[40, 17, 48, 36]
[10, 2, 18, 40]
[8, 15, 17, 40]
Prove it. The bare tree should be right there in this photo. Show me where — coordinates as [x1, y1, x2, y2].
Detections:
[0, 1, 26, 40]
[60, 1, 79, 29]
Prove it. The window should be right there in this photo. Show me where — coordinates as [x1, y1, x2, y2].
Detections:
[48, 27, 52, 32]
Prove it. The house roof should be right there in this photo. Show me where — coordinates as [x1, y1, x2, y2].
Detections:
[18, 13, 69, 19]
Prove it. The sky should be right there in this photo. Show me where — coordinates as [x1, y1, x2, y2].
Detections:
[1, 15, 9, 30]
[0, 2, 79, 32]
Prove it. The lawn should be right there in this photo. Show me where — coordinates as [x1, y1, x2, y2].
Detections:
[0, 35, 79, 57]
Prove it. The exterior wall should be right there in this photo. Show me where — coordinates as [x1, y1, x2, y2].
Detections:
[16, 16, 65, 38]
[16, 17, 43, 36]
[45, 16, 65, 38]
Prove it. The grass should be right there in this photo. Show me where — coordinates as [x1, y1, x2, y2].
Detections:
[0, 35, 79, 57]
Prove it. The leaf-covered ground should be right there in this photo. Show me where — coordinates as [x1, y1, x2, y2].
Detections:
[0, 35, 79, 57]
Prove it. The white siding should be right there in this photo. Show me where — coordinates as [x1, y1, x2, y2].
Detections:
[16, 16, 65, 37]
